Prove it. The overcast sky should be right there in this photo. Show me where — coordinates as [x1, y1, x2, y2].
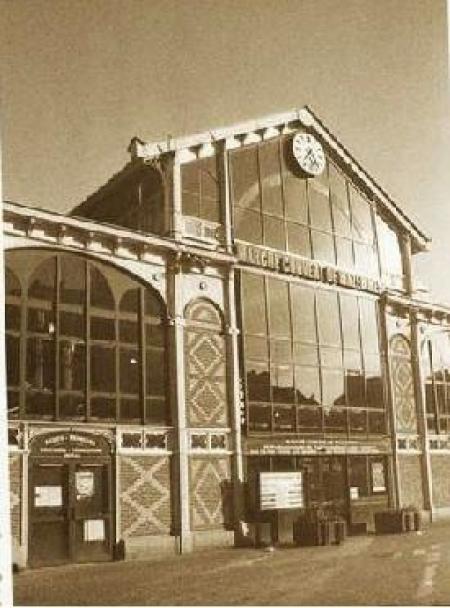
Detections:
[1, 0, 450, 303]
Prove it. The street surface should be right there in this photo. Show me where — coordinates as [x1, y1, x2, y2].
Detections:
[13, 522, 450, 605]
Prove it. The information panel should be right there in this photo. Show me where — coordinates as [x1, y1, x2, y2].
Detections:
[259, 472, 304, 511]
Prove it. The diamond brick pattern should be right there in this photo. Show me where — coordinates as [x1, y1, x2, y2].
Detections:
[189, 457, 233, 530]
[390, 335, 417, 433]
[185, 300, 228, 427]
[120, 456, 171, 538]
[9, 454, 21, 542]
[431, 455, 450, 507]
[399, 454, 423, 508]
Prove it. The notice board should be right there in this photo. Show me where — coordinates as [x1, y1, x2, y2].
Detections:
[259, 472, 304, 511]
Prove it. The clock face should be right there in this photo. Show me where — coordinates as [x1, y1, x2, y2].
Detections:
[292, 133, 326, 176]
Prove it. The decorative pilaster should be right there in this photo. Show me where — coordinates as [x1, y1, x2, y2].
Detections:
[410, 312, 433, 515]
[167, 256, 192, 552]
[225, 267, 245, 532]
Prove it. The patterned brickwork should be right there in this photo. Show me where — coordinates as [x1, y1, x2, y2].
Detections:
[431, 455, 450, 508]
[398, 454, 424, 509]
[9, 453, 21, 542]
[390, 335, 418, 433]
[185, 299, 228, 427]
[189, 456, 233, 530]
[120, 456, 172, 538]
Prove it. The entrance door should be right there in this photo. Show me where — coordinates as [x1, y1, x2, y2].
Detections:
[29, 459, 113, 567]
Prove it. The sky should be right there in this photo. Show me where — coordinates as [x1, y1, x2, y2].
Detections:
[1, 0, 450, 303]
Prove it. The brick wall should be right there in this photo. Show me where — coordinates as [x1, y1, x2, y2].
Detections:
[9, 453, 21, 542]
[189, 456, 233, 531]
[120, 455, 172, 538]
[398, 454, 424, 509]
[431, 455, 450, 508]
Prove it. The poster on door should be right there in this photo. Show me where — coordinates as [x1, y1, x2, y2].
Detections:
[371, 461, 386, 493]
[76, 471, 94, 500]
[84, 519, 105, 542]
[34, 486, 63, 507]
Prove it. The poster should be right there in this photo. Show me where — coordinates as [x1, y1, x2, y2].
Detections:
[84, 519, 105, 542]
[372, 461, 386, 492]
[76, 470, 94, 500]
[350, 486, 359, 500]
[34, 486, 63, 507]
[259, 472, 304, 510]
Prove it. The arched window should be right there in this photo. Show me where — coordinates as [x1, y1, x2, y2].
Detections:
[5, 267, 22, 418]
[5, 251, 169, 425]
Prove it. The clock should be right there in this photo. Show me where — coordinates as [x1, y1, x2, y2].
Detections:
[292, 133, 326, 176]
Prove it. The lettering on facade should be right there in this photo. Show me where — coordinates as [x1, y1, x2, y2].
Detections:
[236, 242, 381, 294]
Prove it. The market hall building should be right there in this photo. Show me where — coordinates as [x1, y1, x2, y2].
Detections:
[5, 106, 450, 568]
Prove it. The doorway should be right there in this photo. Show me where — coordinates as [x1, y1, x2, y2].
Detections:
[28, 432, 113, 567]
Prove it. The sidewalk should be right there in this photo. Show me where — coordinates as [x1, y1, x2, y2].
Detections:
[13, 522, 450, 606]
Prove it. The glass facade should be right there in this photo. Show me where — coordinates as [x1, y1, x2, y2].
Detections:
[230, 134, 404, 287]
[423, 332, 450, 434]
[5, 250, 169, 424]
[181, 155, 221, 223]
[240, 271, 385, 436]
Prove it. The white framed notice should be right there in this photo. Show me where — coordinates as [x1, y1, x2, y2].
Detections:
[84, 519, 105, 542]
[259, 472, 304, 511]
[34, 485, 63, 507]
[76, 470, 95, 500]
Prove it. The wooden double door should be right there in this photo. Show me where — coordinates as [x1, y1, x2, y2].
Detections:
[29, 457, 113, 567]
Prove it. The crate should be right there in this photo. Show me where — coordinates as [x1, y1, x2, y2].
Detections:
[294, 518, 347, 547]
[374, 509, 421, 534]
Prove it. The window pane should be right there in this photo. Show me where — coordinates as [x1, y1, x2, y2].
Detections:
[90, 317, 115, 341]
[90, 397, 116, 419]
[234, 208, 262, 244]
[295, 366, 321, 405]
[26, 338, 55, 389]
[263, 215, 285, 250]
[27, 308, 55, 334]
[349, 456, 369, 497]
[60, 311, 84, 338]
[90, 345, 115, 392]
[146, 348, 165, 396]
[120, 399, 141, 421]
[7, 391, 20, 418]
[329, 163, 351, 237]
[259, 140, 283, 217]
[291, 284, 316, 343]
[248, 403, 271, 431]
[120, 348, 140, 394]
[268, 279, 290, 338]
[246, 360, 270, 402]
[309, 182, 332, 231]
[324, 407, 347, 433]
[146, 398, 169, 425]
[28, 258, 56, 300]
[297, 406, 322, 431]
[119, 320, 138, 343]
[273, 405, 295, 432]
[340, 294, 360, 350]
[271, 365, 295, 403]
[6, 335, 20, 386]
[25, 392, 54, 417]
[245, 336, 269, 361]
[316, 290, 341, 346]
[377, 217, 403, 277]
[230, 147, 260, 210]
[359, 298, 379, 354]
[5, 268, 21, 296]
[287, 223, 311, 257]
[322, 369, 345, 407]
[60, 256, 85, 305]
[335, 237, 354, 270]
[59, 342, 85, 391]
[293, 343, 318, 366]
[182, 191, 199, 217]
[368, 410, 386, 434]
[6, 303, 21, 331]
[366, 373, 383, 408]
[182, 162, 199, 217]
[350, 186, 374, 244]
[311, 230, 335, 265]
[284, 177, 308, 224]
[270, 339, 292, 363]
[146, 323, 164, 347]
[349, 409, 368, 435]
[90, 267, 114, 310]
[346, 371, 364, 406]
[241, 273, 267, 336]
[120, 288, 139, 313]
[59, 394, 85, 419]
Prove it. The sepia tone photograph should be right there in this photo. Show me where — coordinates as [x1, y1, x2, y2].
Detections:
[1, 0, 450, 605]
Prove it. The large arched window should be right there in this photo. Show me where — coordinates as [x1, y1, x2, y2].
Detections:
[5, 250, 169, 425]
[423, 331, 450, 434]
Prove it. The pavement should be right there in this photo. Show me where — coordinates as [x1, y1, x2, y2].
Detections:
[13, 522, 450, 606]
